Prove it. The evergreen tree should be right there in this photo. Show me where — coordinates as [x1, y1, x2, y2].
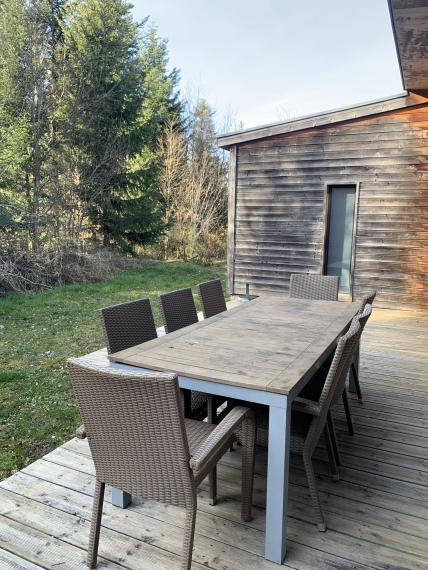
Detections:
[189, 99, 218, 163]
[0, 0, 63, 251]
[57, 2, 180, 251]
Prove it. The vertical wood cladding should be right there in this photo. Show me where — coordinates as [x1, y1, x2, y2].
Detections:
[232, 104, 428, 308]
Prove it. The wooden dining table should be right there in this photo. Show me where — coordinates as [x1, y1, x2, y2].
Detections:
[81, 295, 360, 564]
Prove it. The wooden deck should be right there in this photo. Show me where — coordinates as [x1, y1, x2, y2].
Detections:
[1, 308, 428, 570]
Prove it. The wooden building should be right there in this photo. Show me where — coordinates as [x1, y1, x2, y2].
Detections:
[218, 0, 428, 308]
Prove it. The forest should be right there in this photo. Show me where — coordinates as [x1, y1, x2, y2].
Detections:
[0, 0, 230, 294]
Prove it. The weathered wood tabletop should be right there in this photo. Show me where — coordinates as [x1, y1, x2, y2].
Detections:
[109, 296, 360, 396]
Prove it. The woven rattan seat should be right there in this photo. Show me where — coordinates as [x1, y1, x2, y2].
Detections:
[197, 279, 227, 319]
[68, 359, 256, 570]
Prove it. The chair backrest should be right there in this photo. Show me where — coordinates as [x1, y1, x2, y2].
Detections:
[100, 298, 157, 354]
[289, 274, 339, 301]
[159, 288, 198, 334]
[357, 303, 372, 334]
[359, 290, 377, 313]
[304, 316, 363, 451]
[68, 359, 195, 507]
[197, 279, 227, 319]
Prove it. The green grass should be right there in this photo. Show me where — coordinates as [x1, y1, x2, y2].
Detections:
[0, 261, 226, 479]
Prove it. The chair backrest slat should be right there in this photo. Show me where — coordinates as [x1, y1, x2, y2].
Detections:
[159, 288, 198, 334]
[100, 298, 157, 354]
[197, 279, 227, 319]
[68, 359, 195, 507]
[289, 274, 339, 301]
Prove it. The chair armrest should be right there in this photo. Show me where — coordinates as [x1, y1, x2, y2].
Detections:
[190, 406, 254, 477]
[292, 397, 321, 416]
[75, 424, 87, 439]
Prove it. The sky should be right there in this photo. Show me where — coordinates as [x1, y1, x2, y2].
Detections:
[131, 0, 404, 132]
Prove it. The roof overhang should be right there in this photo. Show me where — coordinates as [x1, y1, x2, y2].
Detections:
[217, 92, 428, 148]
[388, 0, 428, 94]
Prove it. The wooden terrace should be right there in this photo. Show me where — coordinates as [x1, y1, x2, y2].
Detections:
[0, 307, 427, 569]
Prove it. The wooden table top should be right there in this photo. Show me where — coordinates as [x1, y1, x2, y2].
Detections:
[109, 296, 360, 396]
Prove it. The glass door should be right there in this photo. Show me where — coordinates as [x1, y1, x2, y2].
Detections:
[325, 185, 356, 295]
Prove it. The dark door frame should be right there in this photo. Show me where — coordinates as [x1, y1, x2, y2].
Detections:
[320, 182, 360, 300]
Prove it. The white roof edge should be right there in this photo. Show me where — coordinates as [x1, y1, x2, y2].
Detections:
[217, 91, 409, 143]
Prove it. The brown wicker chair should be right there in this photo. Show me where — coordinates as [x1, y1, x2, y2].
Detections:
[159, 287, 216, 422]
[350, 290, 377, 404]
[253, 315, 364, 531]
[159, 287, 199, 334]
[296, 304, 372, 451]
[289, 274, 339, 301]
[68, 359, 256, 570]
[288, 273, 358, 433]
[76, 298, 158, 441]
[197, 279, 227, 319]
[100, 298, 157, 355]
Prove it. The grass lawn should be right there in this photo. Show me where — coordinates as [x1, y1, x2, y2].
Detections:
[0, 261, 226, 479]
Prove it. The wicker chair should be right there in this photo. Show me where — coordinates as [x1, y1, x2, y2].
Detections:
[289, 274, 339, 301]
[296, 304, 372, 450]
[197, 279, 227, 319]
[159, 287, 216, 422]
[100, 298, 157, 355]
[76, 298, 158, 441]
[252, 315, 364, 531]
[288, 273, 358, 432]
[350, 290, 377, 404]
[68, 359, 256, 570]
[159, 287, 199, 334]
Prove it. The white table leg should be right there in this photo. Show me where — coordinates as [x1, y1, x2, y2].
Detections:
[111, 488, 131, 508]
[265, 396, 291, 563]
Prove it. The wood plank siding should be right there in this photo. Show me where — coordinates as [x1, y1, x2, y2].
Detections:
[228, 103, 428, 308]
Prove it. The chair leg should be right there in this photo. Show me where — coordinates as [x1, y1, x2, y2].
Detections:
[208, 467, 217, 506]
[240, 415, 256, 522]
[351, 362, 363, 404]
[323, 427, 339, 481]
[302, 452, 326, 532]
[181, 504, 197, 570]
[87, 480, 105, 568]
[327, 410, 341, 466]
[207, 396, 216, 424]
[342, 390, 354, 436]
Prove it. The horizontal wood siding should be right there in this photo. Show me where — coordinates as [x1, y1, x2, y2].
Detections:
[232, 105, 428, 307]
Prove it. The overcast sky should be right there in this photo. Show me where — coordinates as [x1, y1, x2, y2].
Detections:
[131, 0, 404, 132]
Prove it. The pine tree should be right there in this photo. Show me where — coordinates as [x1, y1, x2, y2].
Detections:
[0, 0, 63, 251]
[57, 2, 181, 251]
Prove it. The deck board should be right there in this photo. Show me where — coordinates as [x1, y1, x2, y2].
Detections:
[1, 307, 428, 569]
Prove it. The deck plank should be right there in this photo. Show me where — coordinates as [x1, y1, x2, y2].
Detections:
[1, 307, 428, 569]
